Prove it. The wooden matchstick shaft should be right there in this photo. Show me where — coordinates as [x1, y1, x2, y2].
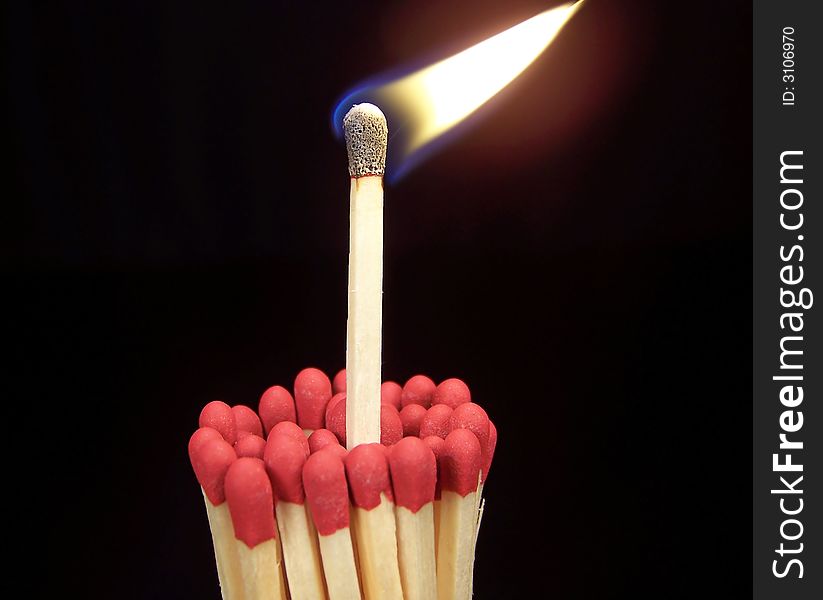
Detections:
[470, 494, 486, 599]
[235, 538, 285, 600]
[345, 175, 384, 448]
[317, 528, 362, 600]
[352, 494, 404, 600]
[275, 502, 327, 599]
[433, 499, 442, 562]
[304, 449, 363, 600]
[436, 489, 480, 600]
[395, 503, 437, 600]
[202, 490, 245, 600]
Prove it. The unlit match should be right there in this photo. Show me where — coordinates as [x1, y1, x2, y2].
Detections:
[345, 444, 404, 599]
[389, 437, 438, 600]
[264, 434, 326, 599]
[304, 449, 362, 600]
[437, 429, 482, 600]
[224, 457, 287, 600]
[188, 428, 244, 600]
[188, 370, 496, 599]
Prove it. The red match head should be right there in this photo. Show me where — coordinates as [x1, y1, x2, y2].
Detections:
[380, 381, 402, 410]
[449, 402, 490, 452]
[267, 421, 310, 458]
[344, 443, 393, 510]
[433, 378, 471, 408]
[442, 429, 481, 497]
[332, 368, 347, 394]
[303, 449, 350, 536]
[483, 420, 498, 481]
[419, 404, 453, 439]
[380, 404, 403, 447]
[258, 385, 297, 435]
[388, 437, 436, 513]
[189, 435, 237, 505]
[235, 433, 266, 459]
[422, 436, 446, 499]
[232, 404, 263, 438]
[264, 434, 306, 504]
[188, 426, 224, 456]
[308, 428, 340, 454]
[399, 404, 427, 438]
[401, 375, 436, 409]
[322, 444, 349, 460]
[325, 392, 346, 425]
[325, 395, 347, 446]
[294, 368, 333, 430]
[199, 400, 237, 445]
[224, 458, 278, 548]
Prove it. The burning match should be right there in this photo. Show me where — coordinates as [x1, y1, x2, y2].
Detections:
[186, 4, 586, 598]
[344, 102, 388, 449]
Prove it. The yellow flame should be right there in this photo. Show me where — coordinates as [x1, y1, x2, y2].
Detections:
[382, 2, 582, 153]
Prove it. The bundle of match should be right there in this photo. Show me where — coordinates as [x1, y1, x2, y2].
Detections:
[188, 370, 497, 600]
[188, 104, 496, 599]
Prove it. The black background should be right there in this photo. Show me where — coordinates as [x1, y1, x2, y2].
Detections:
[7, 0, 751, 597]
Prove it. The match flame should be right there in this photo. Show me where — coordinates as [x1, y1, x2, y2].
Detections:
[333, 2, 583, 180]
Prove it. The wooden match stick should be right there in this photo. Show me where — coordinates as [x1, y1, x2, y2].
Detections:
[449, 401, 492, 598]
[389, 437, 438, 600]
[474, 420, 498, 540]
[437, 429, 482, 600]
[449, 402, 490, 486]
[224, 457, 287, 600]
[264, 434, 327, 599]
[343, 102, 388, 449]
[422, 435, 446, 562]
[344, 444, 404, 600]
[303, 449, 362, 600]
[188, 428, 245, 600]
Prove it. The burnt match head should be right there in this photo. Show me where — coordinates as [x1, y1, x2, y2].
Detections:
[344, 103, 388, 178]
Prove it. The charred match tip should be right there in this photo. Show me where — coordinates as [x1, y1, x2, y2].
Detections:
[344, 103, 388, 178]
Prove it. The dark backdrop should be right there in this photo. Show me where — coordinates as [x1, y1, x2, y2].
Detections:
[7, 0, 751, 597]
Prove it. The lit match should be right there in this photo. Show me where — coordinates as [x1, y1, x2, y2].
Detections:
[344, 102, 388, 449]
[186, 2, 593, 596]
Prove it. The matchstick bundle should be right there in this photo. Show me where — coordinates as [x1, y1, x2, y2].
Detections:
[188, 103, 499, 599]
[188, 368, 497, 600]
